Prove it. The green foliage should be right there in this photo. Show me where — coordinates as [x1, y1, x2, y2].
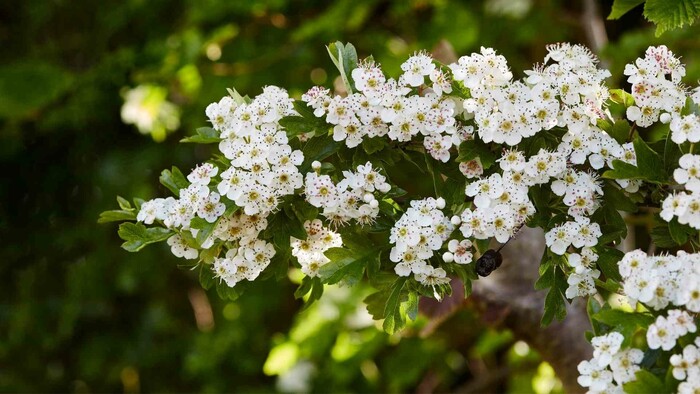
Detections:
[159, 166, 189, 197]
[180, 127, 221, 144]
[610, 0, 700, 36]
[117, 222, 173, 252]
[623, 370, 666, 393]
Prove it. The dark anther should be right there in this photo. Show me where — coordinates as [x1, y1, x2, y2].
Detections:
[475, 249, 503, 277]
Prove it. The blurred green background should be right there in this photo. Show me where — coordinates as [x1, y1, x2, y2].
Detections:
[2, 0, 700, 392]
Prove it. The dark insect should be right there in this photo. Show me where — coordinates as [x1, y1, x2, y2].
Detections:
[475, 249, 503, 277]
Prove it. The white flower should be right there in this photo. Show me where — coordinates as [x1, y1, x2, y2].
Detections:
[610, 348, 643, 385]
[647, 316, 679, 351]
[401, 52, 435, 87]
[592, 332, 624, 367]
[578, 358, 613, 392]
[167, 234, 198, 260]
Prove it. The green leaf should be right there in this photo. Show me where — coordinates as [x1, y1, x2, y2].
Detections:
[159, 166, 189, 197]
[609, 0, 646, 19]
[279, 115, 327, 139]
[541, 285, 567, 327]
[291, 198, 318, 222]
[651, 222, 681, 248]
[190, 217, 218, 247]
[602, 180, 638, 212]
[540, 256, 568, 327]
[456, 139, 496, 168]
[644, 0, 700, 36]
[587, 298, 604, 336]
[180, 127, 221, 144]
[608, 119, 633, 144]
[117, 196, 133, 210]
[624, 370, 665, 393]
[298, 277, 324, 311]
[117, 222, 173, 252]
[362, 137, 385, 155]
[664, 131, 684, 175]
[98, 210, 137, 223]
[0, 62, 74, 119]
[300, 135, 342, 172]
[294, 276, 314, 299]
[603, 136, 668, 183]
[593, 308, 654, 327]
[319, 247, 377, 286]
[216, 280, 248, 301]
[383, 277, 408, 334]
[609, 89, 636, 107]
[669, 218, 692, 245]
[634, 135, 668, 181]
[596, 247, 624, 282]
[326, 41, 358, 93]
[199, 264, 216, 290]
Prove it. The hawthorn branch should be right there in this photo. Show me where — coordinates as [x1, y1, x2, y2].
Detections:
[420, 228, 591, 393]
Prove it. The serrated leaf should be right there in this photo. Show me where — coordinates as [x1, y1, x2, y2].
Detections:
[651, 222, 680, 248]
[383, 277, 408, 334]
[669, 218, 691, 245]
[456, 139, 496, 168]
[596, 246, 624, 282]
[180, 127, 221, 144]
[634, 135, 668, 182]
[118, 222, 173, 252]
[159, 166, 189, 197]
[320, 247, 376, 286]
[623, 369, 665, 393]
[644, 0, 700, 36]
[609, 0, 645, 19]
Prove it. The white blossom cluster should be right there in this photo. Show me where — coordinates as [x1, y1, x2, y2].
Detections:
[542, 206, 602, 300]
[620, 250, 700, 312]
[388, 198, 454, 286]
[624, 45, 686, 127]
[458, 148, 572, 245]
[302, 54, 467, 163]
[304, 161, 390, 227]
[577, 332, 643, 393]
[661, 153, 700, 230]
[647, 309, 697, 351]
[291, 219, 343, 278]
[136, 87, 307, 287]
[670, 338, 700, 393]
[452, 43, 609, 146]
[212, 237, 276, 287]
[213, 87, 305, 216]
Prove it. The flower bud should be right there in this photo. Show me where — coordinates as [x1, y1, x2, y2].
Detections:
[442, 252, 454, 263]
[450, 215, 461, 225]
[436, 197, 446, 209]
